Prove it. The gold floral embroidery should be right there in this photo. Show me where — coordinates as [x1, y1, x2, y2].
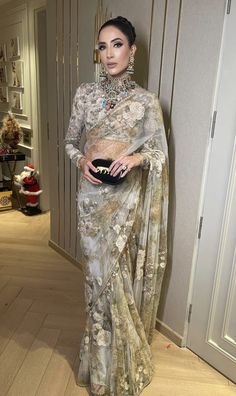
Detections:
[135, 249, 146, 280]
[116, 235, 127, 252]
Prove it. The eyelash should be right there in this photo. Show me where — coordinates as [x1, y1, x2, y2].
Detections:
[98, 42, 123, 51]
[114, 42, 123, 48]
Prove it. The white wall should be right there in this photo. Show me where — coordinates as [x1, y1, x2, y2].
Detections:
[151, 0, 226, 344]
[0, 0, 32, 170]
[0, 0, 48, 209]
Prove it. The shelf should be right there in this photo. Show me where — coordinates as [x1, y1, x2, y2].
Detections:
[0, 152, 25, 162]
[18, 143, 33, 150]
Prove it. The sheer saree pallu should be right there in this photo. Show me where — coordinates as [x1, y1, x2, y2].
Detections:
[67, 88, 169, 396]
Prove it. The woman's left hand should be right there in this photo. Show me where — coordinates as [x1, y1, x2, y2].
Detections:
[108, 153, 143, 178]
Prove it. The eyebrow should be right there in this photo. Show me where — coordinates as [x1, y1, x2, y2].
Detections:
[98, 38, 124, 45]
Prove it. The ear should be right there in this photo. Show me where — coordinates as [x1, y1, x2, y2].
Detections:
[130, 44, 137, 57]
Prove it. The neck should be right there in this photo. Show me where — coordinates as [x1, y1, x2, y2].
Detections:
[106, 70, 131, 83]
[100, 69, 136, 110]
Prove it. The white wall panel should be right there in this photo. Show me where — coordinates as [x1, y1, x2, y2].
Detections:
[78, 0, 97, 83]
[151, 0, 226, 342]
[148, 0, 166, 94]
[64, 0, 72, 252]
[57, 0, 65, 248]
[47, 0, 59, 243]
[70, 0, 80, 259]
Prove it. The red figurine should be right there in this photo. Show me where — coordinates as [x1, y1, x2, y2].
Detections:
[14, 164, 42, 215]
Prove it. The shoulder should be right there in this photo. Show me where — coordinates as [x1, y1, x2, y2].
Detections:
[74, 82, 97, 99]
[135, 85, 160, 107]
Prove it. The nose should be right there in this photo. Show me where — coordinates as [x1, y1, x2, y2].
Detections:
[106, 46, 114, 59]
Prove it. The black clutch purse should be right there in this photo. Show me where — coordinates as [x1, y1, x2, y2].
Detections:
[89, 159, 126, 185]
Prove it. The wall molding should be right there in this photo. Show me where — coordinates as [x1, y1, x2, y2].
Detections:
[48, 239, 83, 272]
[156, 318, 184, 347]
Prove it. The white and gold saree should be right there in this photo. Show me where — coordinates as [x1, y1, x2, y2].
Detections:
[65, 80, 169, 396]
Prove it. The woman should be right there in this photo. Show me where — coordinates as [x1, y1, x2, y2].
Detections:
[65, 16, 169, 396]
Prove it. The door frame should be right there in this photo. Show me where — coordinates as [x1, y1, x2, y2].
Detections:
[29, 0, 49, 211]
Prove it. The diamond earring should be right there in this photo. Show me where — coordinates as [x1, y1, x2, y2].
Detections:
[99, 64, 107, 80]
[127, 55, 135, 75]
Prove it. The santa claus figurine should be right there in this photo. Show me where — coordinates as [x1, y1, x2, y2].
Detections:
[15, 164, 42, 215]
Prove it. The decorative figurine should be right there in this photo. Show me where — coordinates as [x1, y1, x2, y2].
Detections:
[0, 111, 23, 154]
[14, 164, 42, 215]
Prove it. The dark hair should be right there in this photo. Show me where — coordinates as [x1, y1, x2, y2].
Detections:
[98, 16, 136, 47]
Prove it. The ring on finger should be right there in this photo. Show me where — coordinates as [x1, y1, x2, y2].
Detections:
[122, 165, 127, 170]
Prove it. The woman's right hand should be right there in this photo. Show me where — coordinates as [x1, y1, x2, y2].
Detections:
[79, 157, 103, 185]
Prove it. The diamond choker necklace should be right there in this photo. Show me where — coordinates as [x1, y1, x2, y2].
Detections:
[100, 72, 136, 110]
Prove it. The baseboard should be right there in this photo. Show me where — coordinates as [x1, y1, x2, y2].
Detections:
[48, 239, 83, 272]
[156, 318, 185, 347]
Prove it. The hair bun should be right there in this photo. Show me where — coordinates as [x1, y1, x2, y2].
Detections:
[116, 16, 129, 24]
[116, 16, 136, 42]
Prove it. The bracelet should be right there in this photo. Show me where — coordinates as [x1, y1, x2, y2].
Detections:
[135, 153, 150, 169]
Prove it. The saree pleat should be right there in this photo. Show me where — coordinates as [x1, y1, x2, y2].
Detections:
[78, 239, 154, 396]
[65, 82, 169, 396]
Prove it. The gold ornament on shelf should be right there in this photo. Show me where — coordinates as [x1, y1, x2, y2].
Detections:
[0, 111, 23, 154]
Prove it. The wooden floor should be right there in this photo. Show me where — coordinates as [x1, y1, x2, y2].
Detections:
[0, 210, 235, 396]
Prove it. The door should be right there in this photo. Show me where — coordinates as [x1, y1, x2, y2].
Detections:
[187, 0, 236, 383]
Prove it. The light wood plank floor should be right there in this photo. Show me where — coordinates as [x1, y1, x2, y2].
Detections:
[0, 210, 235, 396]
